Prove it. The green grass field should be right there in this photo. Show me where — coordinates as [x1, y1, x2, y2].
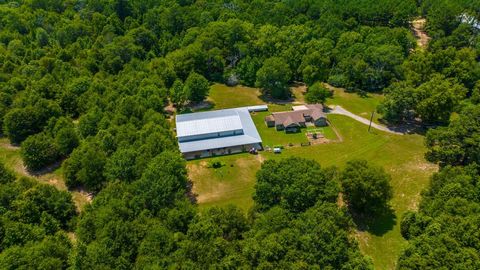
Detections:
[251, 111, 308, 146]
[262, 115, 436, 269]
[187, 153, 262, 211]
[325, 84, 384, 123]
[188, 84, 436, 270]
[208, 84, 264, 109]
[250, 111, 338, 147]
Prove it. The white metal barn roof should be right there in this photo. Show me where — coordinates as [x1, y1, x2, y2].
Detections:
[176, 107, 262, 153]
[176, 111, 243, 137]
[246, 105, 268, 112]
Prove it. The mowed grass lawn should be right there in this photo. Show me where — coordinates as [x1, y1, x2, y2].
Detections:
[262, 115, 437, 269]
[208, 83, 296, 112]
[251, 111, 337, 146]
[208, 84, 264, 109]
[189, 114, 436, 269]
[325, 84, 384, 123]
[188, 84, 437, 270]
[187, 153, 262, 211]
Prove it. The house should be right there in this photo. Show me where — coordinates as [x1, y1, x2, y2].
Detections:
[265, 104, 327, 132]
[176, 106, 264, 159]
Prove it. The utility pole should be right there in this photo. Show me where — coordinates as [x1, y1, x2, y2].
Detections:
[368, 111, 374, 132]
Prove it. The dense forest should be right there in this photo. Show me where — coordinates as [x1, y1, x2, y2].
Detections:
[0, 0, 479, 269]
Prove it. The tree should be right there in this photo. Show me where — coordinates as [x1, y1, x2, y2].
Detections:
[254, 157, 338, 213]
[0, 233, 72, 270]
[0, 161, 15, 185]
[21, 133, 59, 171]
[415, 76, 467, 124]
[3, 100, 61, 144]
[55, 127, 79, 156]
[170, 79, 187, 107]
[397, 165, 480, 269]
[64, 141, 107, 191]
[131, 152, 188, 213]
[183, 72, 210, 103]
[3, 108, 38, 144]
[255, 57, 292, 99]
[340, 160, 393, 215]
[425, 104, 480, 166]
[78, 108, 103, 138]
[236, 56, 262, 86]
[378, 82, 417, 123]
[104, 147, 139, 183]
[242, 203, 373, 269]
[12, 184, 76, 228]
[304, 82, 333, 104]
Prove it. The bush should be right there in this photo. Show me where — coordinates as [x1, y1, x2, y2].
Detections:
[208, 159, 225, 169]
[0, 161, 15, 184]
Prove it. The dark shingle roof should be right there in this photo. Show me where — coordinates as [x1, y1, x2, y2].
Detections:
[267, 104, 326, 126]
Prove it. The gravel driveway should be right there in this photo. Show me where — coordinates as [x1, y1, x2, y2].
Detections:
[327, 106, 404, 135]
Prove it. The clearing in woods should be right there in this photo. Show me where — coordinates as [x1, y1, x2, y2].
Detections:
[0, 137, 92, 212]
[412, 18, 431, 49]
[188, 84, 437, 270]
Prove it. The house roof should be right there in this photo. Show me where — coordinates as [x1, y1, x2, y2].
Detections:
[267, 104, 326, 126]
[176, 107, 262, 153]
[311, 110, 326, 121]
[265, 115, 274, 122]
[283, 117, 300, 127]
[271, 111, 306, 125]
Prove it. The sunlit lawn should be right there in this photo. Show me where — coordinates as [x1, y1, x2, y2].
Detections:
[188, 114, 436, 269]
[250, 111, 338, 147]
[325, 84, 384, 123]
[251, 111, 308, 146]
[187, 153, 262, 211]
[208, 84, 264, 109]
[189, 84, 436, 270]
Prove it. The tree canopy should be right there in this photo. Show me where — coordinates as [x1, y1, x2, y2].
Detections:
[0, 0, 479, 268]
[340, 160, 393, 215]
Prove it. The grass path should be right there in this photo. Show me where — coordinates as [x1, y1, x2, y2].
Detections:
[0, 137, 91, 212]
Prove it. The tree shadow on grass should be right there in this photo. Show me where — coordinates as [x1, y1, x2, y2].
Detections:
[186, 179, 198, 204]
[258, 91, 295, 105]
[28, 159, 64, 177]
[352, 206, 397, 237]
